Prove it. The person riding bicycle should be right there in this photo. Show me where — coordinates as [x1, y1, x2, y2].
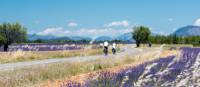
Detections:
[103, 41, 109, 56]
[112, 42, 116, 55]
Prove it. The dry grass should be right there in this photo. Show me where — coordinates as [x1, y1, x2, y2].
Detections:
[159, 50, 179, 58]
[0, 48, 103, 63]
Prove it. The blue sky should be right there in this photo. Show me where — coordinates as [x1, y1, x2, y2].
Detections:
[0, 0, 200, 37]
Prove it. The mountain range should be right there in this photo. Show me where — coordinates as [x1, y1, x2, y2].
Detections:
[28, 25, 200, 41]
[28, 33, 134, 42]
[173, 25, 200, 36]
[28, 34, 91, 41]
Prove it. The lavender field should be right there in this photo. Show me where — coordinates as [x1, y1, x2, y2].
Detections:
[0, 43, 83, 52]
[62, 47, 200, 87]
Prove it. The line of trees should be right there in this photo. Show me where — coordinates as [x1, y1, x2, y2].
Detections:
[0, 22, 27, 51]
[132, 26, 200, 47]
[149, 35, 200, 46]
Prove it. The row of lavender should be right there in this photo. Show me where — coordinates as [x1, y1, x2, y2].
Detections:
[62, 47, 200, 87]
[0, 43, 83, 51]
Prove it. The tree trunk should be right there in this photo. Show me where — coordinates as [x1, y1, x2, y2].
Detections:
[148, 43, 152, 47]
[4, 44, 9, 52]
[136, 41, 140, 47]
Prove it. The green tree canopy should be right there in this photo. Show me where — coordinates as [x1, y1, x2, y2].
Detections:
[132, 26, 151, 47]
[0, 35, 5, 46]
[0, 22, 27, 51]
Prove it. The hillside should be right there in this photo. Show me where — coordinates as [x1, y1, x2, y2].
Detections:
[173, 25, 200, 36]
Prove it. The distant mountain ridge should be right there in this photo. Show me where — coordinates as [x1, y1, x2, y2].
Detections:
[28, 34, 91, 41]
[28, 34, 134, 42]
[173, 25, 200, 36]
[115, 32, 135, 42]
[28, 34, 57, 40]
[94, 36, 113, 41]
[28, 25, 200, 42]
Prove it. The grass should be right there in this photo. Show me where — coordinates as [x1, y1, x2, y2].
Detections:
[0, 47, 177, 87]
[0, 48, 103, 63]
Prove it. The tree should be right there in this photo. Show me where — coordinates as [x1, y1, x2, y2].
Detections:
[0, 35, 5, 47]
[0, 22, 27, 51]
[172, 34, 178, 44]
[33, 39, 44, 43]
[132, 26, 151, 47]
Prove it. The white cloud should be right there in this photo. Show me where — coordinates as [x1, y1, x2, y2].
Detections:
[37, 27, 69, 37]
[37, 27, 132, 37]
[168, 18, 174, 22]
[154, 31, 169, 36]
[194, 18, 200, 26]
[77, 28, 132, 37]
[68, 22, 78, 27]
[104, 20, 129, 27]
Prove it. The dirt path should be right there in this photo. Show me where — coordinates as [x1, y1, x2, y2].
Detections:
[0, 45, 164, 71]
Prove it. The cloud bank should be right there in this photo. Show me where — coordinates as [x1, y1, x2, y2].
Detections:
[37, 27, 132, 37]
[36, 20, 132, 37]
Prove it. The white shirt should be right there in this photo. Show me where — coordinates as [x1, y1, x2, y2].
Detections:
[112, 43, 116, 49]
[104, 41, 108, 47]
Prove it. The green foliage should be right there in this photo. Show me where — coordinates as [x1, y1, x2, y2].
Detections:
[149, 35, 200, 46]
[132, 26, 151, 47]
[0, 35, 5, 45]
[0, 22, 27, 51]
[32, 39, 44, 43]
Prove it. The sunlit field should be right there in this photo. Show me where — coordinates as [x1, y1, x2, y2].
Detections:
[40, 46, 200, 87]
[0, 43, 199, 87]
[0, 44, 179, 87]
